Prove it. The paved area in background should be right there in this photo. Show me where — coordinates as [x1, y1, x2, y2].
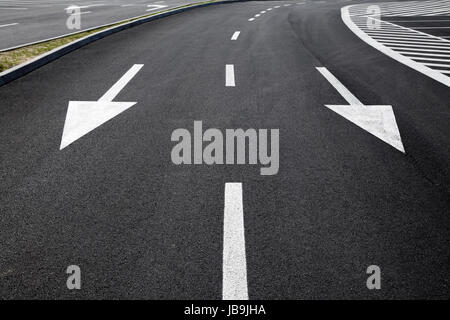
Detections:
[0, 0, 449, 299]
[0, 0, 197, 50]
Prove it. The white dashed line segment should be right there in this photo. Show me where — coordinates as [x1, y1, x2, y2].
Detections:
[231, 31, 240, 40]
[0, 23, 18, 28]
[225, 64, 235, 87]
[223, 182, 248, 300]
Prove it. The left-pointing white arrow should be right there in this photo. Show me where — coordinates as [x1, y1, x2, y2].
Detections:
[60, 64, 144, 150]
[317, 67, 405, 153]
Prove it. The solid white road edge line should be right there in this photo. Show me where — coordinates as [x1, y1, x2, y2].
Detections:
[0, 23, 18, 28]
[0, 7, 28, 10]
[223, 182, 249, 300]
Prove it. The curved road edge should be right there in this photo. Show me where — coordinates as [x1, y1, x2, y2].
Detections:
[0, 0, 241, 88]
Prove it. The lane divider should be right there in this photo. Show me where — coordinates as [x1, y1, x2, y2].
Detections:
[223, 182, 248, 300]
[226, 64, 236, 86]
[248, 2, 299, 22]
[231, 31, 241, 40]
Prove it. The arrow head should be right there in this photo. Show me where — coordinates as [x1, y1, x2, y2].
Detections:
[60, 100, 136, 150]
[325, 104, 405, 153]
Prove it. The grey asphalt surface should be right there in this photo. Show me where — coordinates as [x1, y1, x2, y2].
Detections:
[0, 0, 197, 51]
[0, 0, 449, 299]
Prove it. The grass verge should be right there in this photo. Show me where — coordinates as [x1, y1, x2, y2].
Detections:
[0, 1, 216, 73]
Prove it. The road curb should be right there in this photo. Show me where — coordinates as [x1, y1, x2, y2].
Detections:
[0, 0, 240, 87]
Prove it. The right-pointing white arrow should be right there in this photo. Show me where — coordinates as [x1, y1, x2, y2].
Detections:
[317, 67, 405, 153]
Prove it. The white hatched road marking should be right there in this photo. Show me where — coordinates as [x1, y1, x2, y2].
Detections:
[342, 1, 450, 87]
[349, 0, 450, 17]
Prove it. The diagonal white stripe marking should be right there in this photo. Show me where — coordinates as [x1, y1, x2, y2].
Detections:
[316, 67, 363, 105]
[231, 31, 240, 40]
[0, 22, 18, 28]
[98, 64, 144, 102]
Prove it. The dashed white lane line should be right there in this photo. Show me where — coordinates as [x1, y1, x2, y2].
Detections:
[255, 14, 260, 17]
[261, 10, 266, 13]
[231, 31, 240, 40]
[225, 64, 235, 87]
[267, 8, 272, 11]
[274, 6, 280, 8]
[248, 17, 255, 21]
[223, 182, 248, 300]
[0, 22, 18, 28]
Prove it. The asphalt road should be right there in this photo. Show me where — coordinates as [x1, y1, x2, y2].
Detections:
[0, 0, 197, 50]
[0, 0, 449, 299]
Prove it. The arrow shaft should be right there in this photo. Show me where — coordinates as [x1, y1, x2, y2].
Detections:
[316, 67, 364, 106]
[98, 64, 144, 102]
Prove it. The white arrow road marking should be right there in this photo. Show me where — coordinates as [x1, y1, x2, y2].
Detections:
[60, 64, 143, 150]
[225, 64, 235, 87]
[223, 182, 248, 300]
[146, 4, 167, 11]
[316, 67, 405, 153]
